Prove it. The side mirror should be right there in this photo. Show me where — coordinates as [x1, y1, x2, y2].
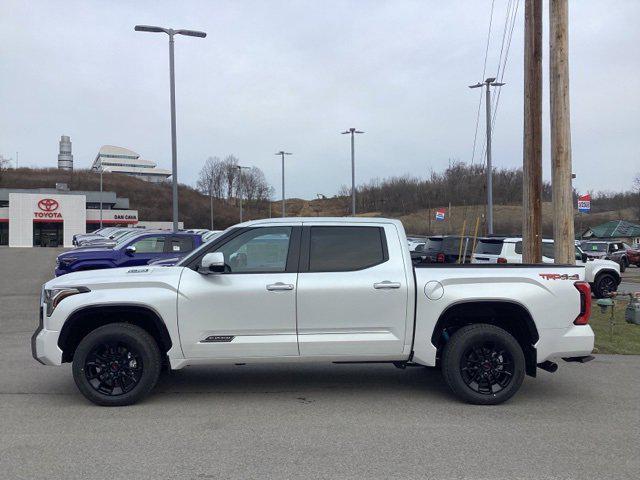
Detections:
[581, 253, 588, 263]
[199, 252, 225, 274]
[125, 245, 136, 255]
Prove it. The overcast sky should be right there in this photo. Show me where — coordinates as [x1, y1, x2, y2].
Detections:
[1, 0, 638, 199]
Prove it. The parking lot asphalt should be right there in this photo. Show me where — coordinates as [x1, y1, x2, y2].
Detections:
[1, 247, 639, 480]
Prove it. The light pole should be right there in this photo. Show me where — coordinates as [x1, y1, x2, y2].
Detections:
[341, 127, 364, 216]
[99, 168, 103, 229]
[275, 151, 292, 217]
[209, 176, 214, 230]
[469, 77, 505, 234]
[236, 165, 250, 223]
[134, 25, 206, 232]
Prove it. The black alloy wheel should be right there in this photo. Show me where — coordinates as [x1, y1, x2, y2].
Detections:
[459, 341, 514, 395]
[84, 341, 143, 396]
[442, 324, 525, 405]
[72, 323, 161, 406]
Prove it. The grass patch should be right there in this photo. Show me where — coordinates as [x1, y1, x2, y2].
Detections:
[591, 298, 640, 354]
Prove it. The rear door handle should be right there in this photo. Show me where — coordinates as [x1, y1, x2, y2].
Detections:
[374, 281, 401, 289]
[266, 282, 294, 291]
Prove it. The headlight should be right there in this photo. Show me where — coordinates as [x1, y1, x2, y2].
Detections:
[44, 287, 90, 317]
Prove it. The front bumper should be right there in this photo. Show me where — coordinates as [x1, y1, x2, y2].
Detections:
[31, 305, 63, 366]
[31, 328, 63, 365]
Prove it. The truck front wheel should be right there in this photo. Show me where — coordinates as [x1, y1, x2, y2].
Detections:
[593, 272, 618, 299]
[442, 324, 525, 405]
[72, 323, 161, 406]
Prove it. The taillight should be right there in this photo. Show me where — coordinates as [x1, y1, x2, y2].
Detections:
[574, 281, 591, 325]
[436, 252, 445, 263]
[497, 257, 507, 264]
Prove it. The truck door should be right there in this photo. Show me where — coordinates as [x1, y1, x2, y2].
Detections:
[296, 223, 410, 357]
[177, 226, 300, 358]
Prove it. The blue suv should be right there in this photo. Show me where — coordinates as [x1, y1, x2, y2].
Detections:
[55, 232, 203, 276]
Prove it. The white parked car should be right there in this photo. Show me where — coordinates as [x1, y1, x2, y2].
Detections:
[407, 236, 426, 252]
[471, 237, 621, 298]
[33, 218, 594, 406]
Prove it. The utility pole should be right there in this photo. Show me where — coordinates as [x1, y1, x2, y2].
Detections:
[236, 165, 250, 223]
[341, 128, 364, 215]
[134, 25, 206, 232]
[523, 0, 543, 263]
[549, 0, 575, 264]
[275, 151, 292, 217]
[469, 78, 505, 235]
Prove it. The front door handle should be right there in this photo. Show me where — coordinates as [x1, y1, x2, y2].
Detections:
[266, 282, 294, 291]
[374, 281, 401, 289]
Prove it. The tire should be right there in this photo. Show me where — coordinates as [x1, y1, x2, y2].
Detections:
[620, 257, 628, 273]
[593, 272, 618, 298]
[72, 323, 161, 406]
[442, 324, 525, 405]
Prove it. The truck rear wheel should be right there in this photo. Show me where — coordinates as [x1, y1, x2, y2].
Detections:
[72, 323, 161, 406]
[442, 324, 525, 405]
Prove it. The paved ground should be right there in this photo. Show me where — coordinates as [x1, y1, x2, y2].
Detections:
[619, 264, 640, 293]
[1, 247, 639, 479]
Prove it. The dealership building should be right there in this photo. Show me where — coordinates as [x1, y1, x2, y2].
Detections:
[0, 185, 139, 247]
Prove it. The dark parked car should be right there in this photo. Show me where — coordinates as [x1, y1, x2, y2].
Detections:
[55, 232, 203, 276]
[417, 235, 475, 264]
[581, 240, 637, 272]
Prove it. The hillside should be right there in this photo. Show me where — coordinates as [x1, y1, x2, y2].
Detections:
[0, 168, 634, 235]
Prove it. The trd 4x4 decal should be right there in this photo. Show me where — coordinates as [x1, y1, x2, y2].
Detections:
[539, 273, 580, 280]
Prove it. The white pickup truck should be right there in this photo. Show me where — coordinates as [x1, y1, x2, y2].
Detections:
[32, 218, 594, 406]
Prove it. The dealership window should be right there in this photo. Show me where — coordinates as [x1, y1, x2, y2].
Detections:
[308, 226, 386, 272]
[131, 236, 165, 253]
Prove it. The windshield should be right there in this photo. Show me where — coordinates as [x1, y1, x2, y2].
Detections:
[582, 242, 607, 252]
[475, 239, 504, 255]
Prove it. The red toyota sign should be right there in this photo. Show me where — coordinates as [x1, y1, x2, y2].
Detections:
[38, 198, 59, 212]
[35, 198, 62, 219]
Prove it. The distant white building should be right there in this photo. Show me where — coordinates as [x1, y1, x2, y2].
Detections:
[58, 135, 73, 171]
[91, 145, 171, 183]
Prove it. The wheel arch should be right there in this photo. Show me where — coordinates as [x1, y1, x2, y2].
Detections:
[430, 300, 540, 377]
[594, 268, 621, 285]
[58, 304, 172, 363]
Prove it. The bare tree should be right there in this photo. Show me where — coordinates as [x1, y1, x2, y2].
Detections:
[197, 155, 273, 206]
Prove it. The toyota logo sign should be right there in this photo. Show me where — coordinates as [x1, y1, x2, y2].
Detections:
[38, 198, 59, 212]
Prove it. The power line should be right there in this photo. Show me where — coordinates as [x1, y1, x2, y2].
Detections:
[495, 0, 514, 80]
[470, 0, 495, 165]
[491, 0, 520, 129]
[478, 0, 521, 167]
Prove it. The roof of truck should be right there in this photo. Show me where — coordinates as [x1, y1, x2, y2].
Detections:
[235, 217, 404, 228]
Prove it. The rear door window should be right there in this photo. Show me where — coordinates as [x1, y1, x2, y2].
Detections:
[169, 236, 195, 253]
[542, 243, 555, 259]
[425, 238, 443, 253]
[308, 226, 386, 272]
[475, 239, 504, 255]
[443, 237, 462, 254]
